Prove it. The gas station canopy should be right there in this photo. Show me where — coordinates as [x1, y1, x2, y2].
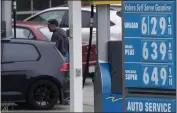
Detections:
[81, 1, 122, 5]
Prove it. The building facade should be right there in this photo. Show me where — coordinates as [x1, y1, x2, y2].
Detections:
[16, 0, 65, 20]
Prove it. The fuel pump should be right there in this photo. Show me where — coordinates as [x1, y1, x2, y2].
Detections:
[81, 1, 125, 112]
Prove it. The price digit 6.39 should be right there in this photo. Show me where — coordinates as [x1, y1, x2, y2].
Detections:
[142, 42, 167, 60]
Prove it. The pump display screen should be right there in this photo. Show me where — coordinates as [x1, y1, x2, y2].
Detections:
[124, 1, 176, 89]
[126, 97, 176, 112]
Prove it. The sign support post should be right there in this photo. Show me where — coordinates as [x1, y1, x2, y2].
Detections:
[68, 1, 83, 112]
[1, 0, 12, 38]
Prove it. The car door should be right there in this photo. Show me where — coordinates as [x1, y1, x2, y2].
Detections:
[1, 41, 40, 101]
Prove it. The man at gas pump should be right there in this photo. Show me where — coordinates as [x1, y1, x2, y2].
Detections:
[48, 19, 69, 61]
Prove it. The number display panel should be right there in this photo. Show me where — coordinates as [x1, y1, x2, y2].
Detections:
[124, 1, 176, 89]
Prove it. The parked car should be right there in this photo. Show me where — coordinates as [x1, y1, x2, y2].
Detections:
[1, 38, 69, 110]
[23, 6, 122, 43]
[12, 21, 96, 76]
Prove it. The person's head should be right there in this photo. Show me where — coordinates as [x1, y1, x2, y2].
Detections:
[47, 19, 58, 32]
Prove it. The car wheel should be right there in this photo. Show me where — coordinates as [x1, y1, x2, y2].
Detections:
[27, 80, 59, 110]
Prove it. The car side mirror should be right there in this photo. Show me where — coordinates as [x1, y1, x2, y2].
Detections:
[66, 29, 70, 37]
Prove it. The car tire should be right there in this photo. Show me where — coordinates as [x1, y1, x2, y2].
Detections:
[27, 80, 59, 110]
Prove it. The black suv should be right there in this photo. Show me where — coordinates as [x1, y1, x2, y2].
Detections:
[1, 38, 69, 110]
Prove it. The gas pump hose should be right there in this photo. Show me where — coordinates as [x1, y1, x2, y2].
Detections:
[83, 5, 94, 88]
[13, 0, 16, 39]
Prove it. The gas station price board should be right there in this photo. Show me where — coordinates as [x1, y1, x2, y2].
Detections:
[126, 97, 176, 112]
[124, 1, 176, 89]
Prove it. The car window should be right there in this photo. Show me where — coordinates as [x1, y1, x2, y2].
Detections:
[59, 11, 69, 27]
[60, 11, 96, 28]
[2, 43, 39, 62]
[39, 27, 53, 41]
[12, 28, 35, 39]
[27, 10, 66, 24]
[49, 10, 115, 28]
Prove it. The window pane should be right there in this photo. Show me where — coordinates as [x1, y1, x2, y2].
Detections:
[33, 0, 50, 10]
[60, 11, 69, 27]
[17, 14, 32, 20]
[52, 0, 65, 7]
[28, 10, 66, 24]
[39, 27, 53, 41]
[16, 0, 31, 11]
[2, 43, 39, 62]
[12, 28, 34, 39]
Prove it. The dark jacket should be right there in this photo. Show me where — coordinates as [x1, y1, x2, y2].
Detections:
[51, 27, 69, 56]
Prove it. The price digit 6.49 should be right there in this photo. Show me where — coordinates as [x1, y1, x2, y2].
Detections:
[143, 67, 167, 85]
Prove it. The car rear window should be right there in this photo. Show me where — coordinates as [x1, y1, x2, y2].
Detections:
[39, 27, 53, 41]
[2, 43, 40, 62]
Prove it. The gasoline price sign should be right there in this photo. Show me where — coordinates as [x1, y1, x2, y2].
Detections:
[124, 1, 176, 89]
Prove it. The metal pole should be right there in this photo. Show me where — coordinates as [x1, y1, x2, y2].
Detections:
[2, 1, 12, 38]
[68, 1, 83, 112]
[31, 0, 34, 15]
[94, 4, 110, 112]
[175, 0, 177, 113]
[96, 5, 110, 62]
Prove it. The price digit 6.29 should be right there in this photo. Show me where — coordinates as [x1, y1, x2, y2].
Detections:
[141, 17, 167, 35]
[143, 67, 167, 85]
